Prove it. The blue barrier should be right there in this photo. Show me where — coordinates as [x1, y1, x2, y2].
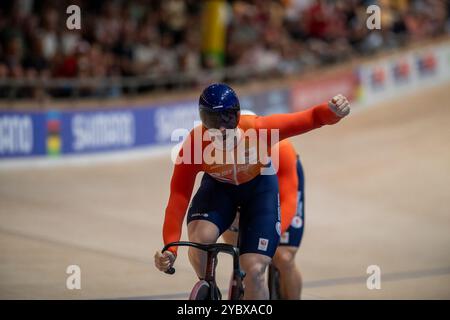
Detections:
[0, 111, 47, 158]
[0, 96, 198, 158]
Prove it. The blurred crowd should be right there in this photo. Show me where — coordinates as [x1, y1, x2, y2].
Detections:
[0, 0, 449, 98]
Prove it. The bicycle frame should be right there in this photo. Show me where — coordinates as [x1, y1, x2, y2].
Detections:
[162, 241, 245, 300]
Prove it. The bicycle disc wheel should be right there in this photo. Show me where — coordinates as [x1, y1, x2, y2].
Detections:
[189, 280, 211, 300]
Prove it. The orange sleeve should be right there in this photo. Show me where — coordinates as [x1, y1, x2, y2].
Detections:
[254, 102, 341, 143]
[162, 132, 201, 255]
[275, 141, 299, 234]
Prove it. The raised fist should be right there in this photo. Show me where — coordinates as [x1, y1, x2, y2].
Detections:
[328, 94, 351, 118]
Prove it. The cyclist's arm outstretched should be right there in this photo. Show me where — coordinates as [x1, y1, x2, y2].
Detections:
[254, 94, 350, 143]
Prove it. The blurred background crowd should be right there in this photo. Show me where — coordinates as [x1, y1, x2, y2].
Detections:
[0, 0, 449, 99]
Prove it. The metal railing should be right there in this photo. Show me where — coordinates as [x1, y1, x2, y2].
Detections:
[0, 35, 447, 106]
[0, 60, 306, 104]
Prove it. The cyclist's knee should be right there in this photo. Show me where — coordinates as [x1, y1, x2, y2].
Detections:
[188, 220, 219, 244]
[273, 247, 297, 271]
[241, 254, 270, 284]
[247, 263, 266, 285]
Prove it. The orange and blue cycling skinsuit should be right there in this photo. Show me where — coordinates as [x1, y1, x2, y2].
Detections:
[163, 102, 341, 257]
[228, 140, 305, 248]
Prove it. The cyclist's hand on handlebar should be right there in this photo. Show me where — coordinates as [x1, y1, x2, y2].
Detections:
[154, 250, 176, 272]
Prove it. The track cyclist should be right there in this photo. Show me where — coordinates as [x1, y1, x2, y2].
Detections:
[155, 83, 350, 299]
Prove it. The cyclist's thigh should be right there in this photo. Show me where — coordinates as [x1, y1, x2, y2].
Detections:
[187, 174, 237, 236]
[239, 174, 281, 258]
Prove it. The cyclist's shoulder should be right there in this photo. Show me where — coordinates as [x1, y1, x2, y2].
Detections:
[280, 139, 296, 153]
[238, 114, 257, 130]
[274, 139, 296, 155]
[191, 124, 205, 135]
[175, 125, 206, 161]
[272, 140, 297, 176]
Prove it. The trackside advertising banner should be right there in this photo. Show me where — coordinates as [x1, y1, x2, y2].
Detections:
[291, 70, 360, 111]
[0, 111, 47, 158]
[358, 43, 450, 105]
[59, 101, 199, 155]
[0, 101, 199, 158]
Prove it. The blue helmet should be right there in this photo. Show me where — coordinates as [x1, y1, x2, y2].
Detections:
[199, 83, 240, 129]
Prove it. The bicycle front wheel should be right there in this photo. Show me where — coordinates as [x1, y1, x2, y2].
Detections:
[189, 280, 210, 300]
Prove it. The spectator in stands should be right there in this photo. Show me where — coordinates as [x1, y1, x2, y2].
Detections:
[0, 0, 447, 99]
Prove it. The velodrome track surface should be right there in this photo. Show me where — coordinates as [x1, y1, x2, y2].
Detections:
[1, 83, 449, 299]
